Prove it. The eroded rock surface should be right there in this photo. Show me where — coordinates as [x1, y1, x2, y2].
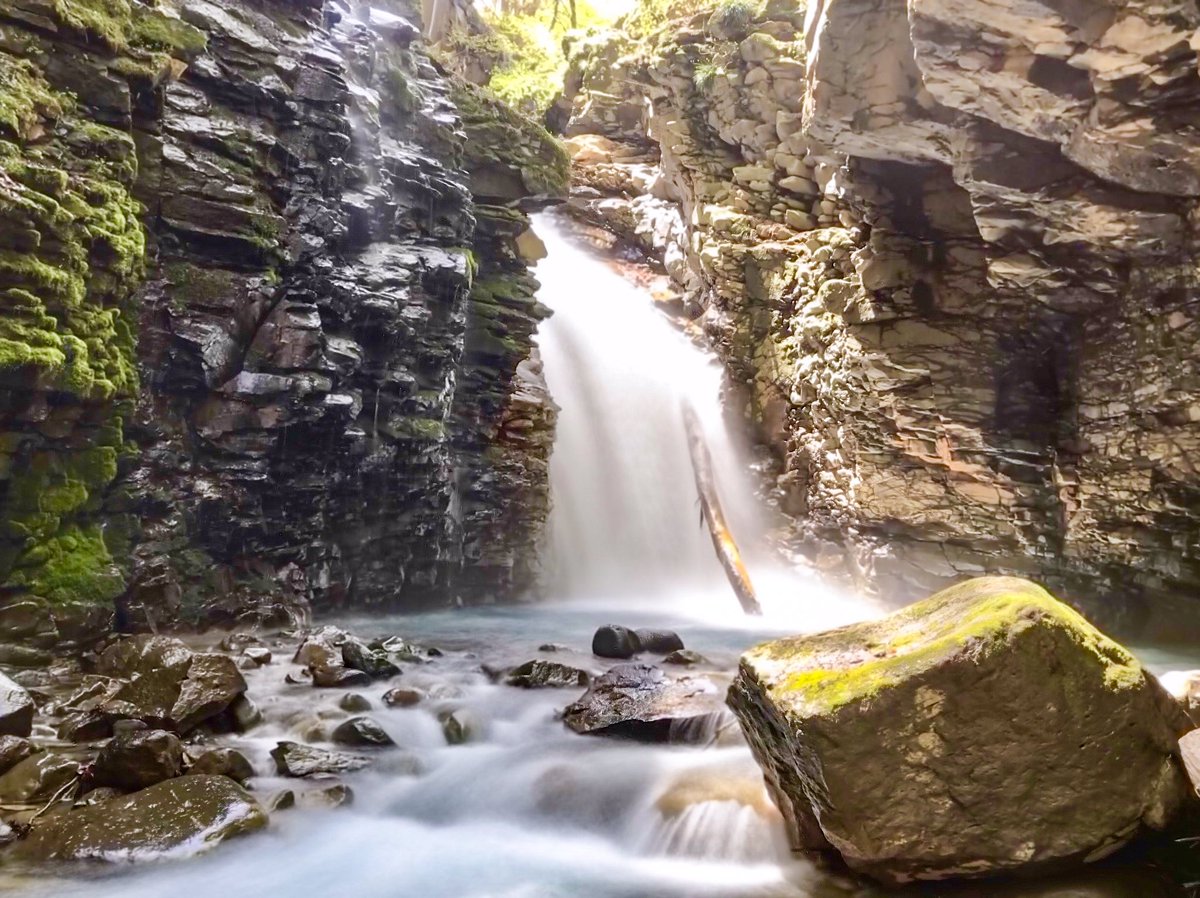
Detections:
[728, 577, 1195, 884]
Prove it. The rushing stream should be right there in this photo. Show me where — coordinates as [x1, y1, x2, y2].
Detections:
[7, 215, 1200, 898]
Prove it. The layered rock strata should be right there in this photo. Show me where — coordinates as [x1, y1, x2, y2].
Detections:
[558, 0, 1200, 635]
[0, 0, 567, 650]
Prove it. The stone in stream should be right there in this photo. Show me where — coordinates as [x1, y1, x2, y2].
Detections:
[313, 667, 372, 689]
[91, 729, 184, 792]
[0, 753, 78, 803]
[440, 709, 482, 745]
[592, 625, 641, 659]
[383, 687, 423, 707]
[339, 692, 373, 712]
[304, 783, 355, 809]
[342, 640, 401, 680]
[187, 747, 255, 784]
[243, 647, 272, 666]
[12, 776, 267, 862]
[270, 741, 370, 777]
[0, 672, 35, 737]
[664, 649, 706, 666]
[0, 736, 41, 776]
[332, 716, 395, 747]
[563, 664, 729, 743]
[634, 629, 684, 654]
[506, 660, 589, 689]
[727, 577, 1195, 886]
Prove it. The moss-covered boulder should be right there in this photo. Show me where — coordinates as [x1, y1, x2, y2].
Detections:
[12, 775, 266, 862]
[727, 577, 1195, 886]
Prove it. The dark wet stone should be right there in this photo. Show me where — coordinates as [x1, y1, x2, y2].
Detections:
[0, 672, 35, 737]
[592, 625, 641, 659]
[0, 735, 41, 776]
[664, 649, 707, 666]
[0, 753, 78, 802]
[338, 693, 372, 712]
[92, 729, 184, 792]
[634, 629, 684, 654]
[270, 741, 370, 777]
[507, 660, 589, 689]
[313, 667, 372, 689]
[188, 747, 255, 784]
[342, 640, 401, 679]
[382, 687, 423, 707]
[332, 716, 395, 747]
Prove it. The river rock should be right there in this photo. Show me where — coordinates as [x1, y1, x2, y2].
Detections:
[728, 577, 1195, 885]
[440, 709, 482, 745]
[506, 660, 589, 688]
[0, 672, 35, 737]
[342, 641, 401, 680]
[188, 748, 255, 784]
[592, 625, 641, 659]
[243, 647, 272, 667]
[339, 693, 372, 712]
[0, 753, 78, 803]
[382, 687, 423, 707]
[0, 736, 41, 775]
[12, 776, 268, 862]
[332, 716, 395, 747]
[270, 741, 370, 777]
[92, 729, 184, 792]
[664, 649, 706, 666]
[313, 667, 372, 689]
[634, 629, 684, 654]
[563, 664, 729, 743]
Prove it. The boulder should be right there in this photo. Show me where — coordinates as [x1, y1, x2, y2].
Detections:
[270, 741, 369, 777]
[171, 654, 247, 732]
[12, 776, 267, 862]
[187, 748, 255, 784]
[727, 577, 1195, 885]
[634, 629, 685, 654]
[563, 664, 729, 743]
[0, 672, 35, 737]
[312, 667, 372, 689]
[0, 735, 41, 775]
[592, 625, 641, 659]
[664, 649, 706, 666]
[342, 640, 401, 679]
[382, 687, 423, 707]
[332, 716, 395, 747]
[339, 693, 372, 712]
[0, 753, 78, 803]
[506, 660, 589, 689]
[92, 729, 184, 792]
[243, 647, 272, 666]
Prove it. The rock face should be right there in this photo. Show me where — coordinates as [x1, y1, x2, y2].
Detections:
[559, 0, 1200, 634]
[0, 0, 566, 647]
[727, 577, 1195, 885]
[13, 775, 267, 862]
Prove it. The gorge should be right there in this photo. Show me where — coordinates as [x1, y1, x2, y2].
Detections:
[0, 0, 1199, 894]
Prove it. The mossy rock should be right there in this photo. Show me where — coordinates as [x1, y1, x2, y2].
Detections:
[728, 576, 1195, 886]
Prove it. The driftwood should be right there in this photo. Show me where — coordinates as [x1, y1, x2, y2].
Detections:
[683, 404, 762, 616]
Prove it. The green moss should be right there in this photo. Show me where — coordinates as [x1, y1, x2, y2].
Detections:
[50, 0, 207, 59]
[129, 5, 208, 56]
[10, 524, 124, 605]
[749, 577, 1145, 716]
[0, 55, 68, 140]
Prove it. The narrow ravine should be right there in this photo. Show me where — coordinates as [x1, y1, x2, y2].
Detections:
[3, 215, 1198, 898]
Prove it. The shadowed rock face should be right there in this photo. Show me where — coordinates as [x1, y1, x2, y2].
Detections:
[0, 0, 566, 644]
[558, 0, 1200, 634]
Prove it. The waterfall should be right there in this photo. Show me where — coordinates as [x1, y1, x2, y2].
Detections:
[533, 213, 767, 605]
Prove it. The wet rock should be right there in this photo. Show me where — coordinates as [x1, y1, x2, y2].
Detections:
[305, 783, 354, 809]
[728, 577, 1195, 885]
[243, 647, 272, 667]
[172, 654, 247, 733]
[563, 664, 728, 743]
[92, 729, 184, 792]
[313, 667, 372, 689]
[506, 660, 589, 689]
[270, 741, 370, 778]
[294, 628, 348, 670]
[339, 693, 372, 712]
[342, 640, 401, 679]
[592, 625, 641, 659]
[0, 672, 36, 737]
[538, 643, 568, 652]
[0, 753, 78, 803]
[12, 776, 267, 862]
[230, 695, 263, 732]
[634, 630, 684, 654]
[0, 736, 41, 775]
[377, 637, 430, 663]
[269, 789, 297, 812]
[382, 687, 423, 708]
[440, 709, 482, 745]
[332, 716, 395, 747]
[188, 748, 255, 784]
[664, 649, 706, 666]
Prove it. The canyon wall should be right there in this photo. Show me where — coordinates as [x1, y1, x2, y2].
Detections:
[560, 0, 1200, 634]
[0, 0, 566, 656]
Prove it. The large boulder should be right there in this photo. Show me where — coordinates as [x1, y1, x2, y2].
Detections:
[564, 664, 729, 743]
[506, 660, 589, 689]
[92, 729, 184, 792]
[12, 776, 267, 862]
[592, 625, 641, 659]
[728, 577, 1195, 885]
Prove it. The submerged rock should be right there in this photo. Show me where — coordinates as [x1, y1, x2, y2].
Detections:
[440, 709, 482, 745]
[592, 625, 641, 659]
[92, 729, 184, 792]
[332, 717, 395, 747]
[664, 649, 706, 666]
[270, 741, 370, 778]
[506, 660, 589, 689]
[0, 673, 35, 737]
[563, 664, 728, 743]
[728, 577, 1194, 885]
[12, 776, 267, 862]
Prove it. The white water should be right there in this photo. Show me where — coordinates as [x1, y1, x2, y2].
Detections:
[8, 216, 1190, 898]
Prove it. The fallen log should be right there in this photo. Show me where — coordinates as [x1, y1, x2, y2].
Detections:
[682, 403, 762, 615]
